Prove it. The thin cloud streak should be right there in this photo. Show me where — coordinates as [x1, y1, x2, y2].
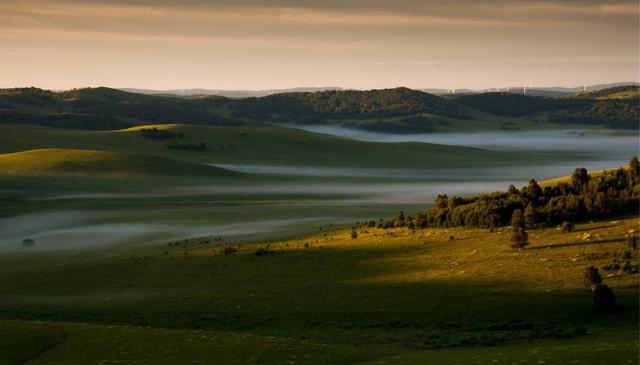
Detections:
[0, 0, 637, 89]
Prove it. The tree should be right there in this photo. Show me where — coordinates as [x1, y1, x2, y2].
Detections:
[629, 156, 639, 186]
[571, 167, 590, 192]
[583, 266, 602, 290]
[507, 184, 519, 197]
[561, 221, 574, 233]
[524, 202, 539, 228]
[435, 194, 449, 209]
[524, 179, 543, 201]
[510, 209, 529, 249]
[592, 284, 615, 312]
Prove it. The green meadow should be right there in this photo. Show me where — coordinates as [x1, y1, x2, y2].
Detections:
[0, 121, 637, 364]
[0, 217, 637, 364]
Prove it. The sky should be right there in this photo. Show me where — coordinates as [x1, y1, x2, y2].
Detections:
[0, 0, 638, 90]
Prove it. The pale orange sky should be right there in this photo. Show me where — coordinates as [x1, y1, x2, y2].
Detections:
[1, 0, 638, 90]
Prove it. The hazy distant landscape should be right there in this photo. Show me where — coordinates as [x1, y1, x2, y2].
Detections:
[1, 0, 639, 364]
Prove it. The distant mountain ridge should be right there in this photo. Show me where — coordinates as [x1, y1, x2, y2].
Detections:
[120, 87, 345, 98]
[0, 84, 637, 132]
[121, 82, 638, 98]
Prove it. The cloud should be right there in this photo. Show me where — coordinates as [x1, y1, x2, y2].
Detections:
[0, 0, 637, 89]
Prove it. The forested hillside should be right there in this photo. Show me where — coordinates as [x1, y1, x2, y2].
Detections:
[454, 86, 639, 129]
[0, 87, 239, 130]
[377, 157, 640, 230]
[0, 85, 637, 131]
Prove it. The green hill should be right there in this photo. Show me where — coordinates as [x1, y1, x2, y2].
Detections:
[454, 87, 638, 129]
[1, 86, 637, 132]
[568, 85, 640, 100]
[0, 148, 234, 177]
[0, 87, 240, 130]
[0, 124, 556, 169]
[236, 87, 471, 119]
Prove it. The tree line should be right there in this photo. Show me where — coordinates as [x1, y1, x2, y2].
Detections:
[375, 157, 639, 231]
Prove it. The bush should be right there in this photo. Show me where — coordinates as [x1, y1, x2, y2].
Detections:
[21, 238, 35, 247]
[351, 230, 358, 239]
[561, 221, 574, 233]
[583, 266, 602, 290]
[592, 284, 615, 312]
[254, 245, 275, 257]
[510, 209, 529, 249]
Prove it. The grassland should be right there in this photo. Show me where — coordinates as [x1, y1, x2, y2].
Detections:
[0, 119, 637, 364]
[0, 123, 576, 168]
[0, 148, 235, 177]
[0, 215, 637, 364]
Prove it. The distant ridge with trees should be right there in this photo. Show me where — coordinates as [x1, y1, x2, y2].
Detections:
[0, 85, 637, 132]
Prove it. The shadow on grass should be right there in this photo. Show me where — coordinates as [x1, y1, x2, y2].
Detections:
[0, 242, 636, 350]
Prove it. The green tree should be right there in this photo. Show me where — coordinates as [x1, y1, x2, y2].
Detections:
[510, 209, 529, 249]
[435, 194, 449, 209]
[571, 167, 590, 192]
[629, 156, 639, 186]
[524, 202, 539, 228]
[524, 179, 543, 201]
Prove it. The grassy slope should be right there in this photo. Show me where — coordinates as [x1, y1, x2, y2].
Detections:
[0, 124, 570, 168]
[0, 216, 636, 364]
[0, 148, 234, 177]
[540, 167, 627, 187]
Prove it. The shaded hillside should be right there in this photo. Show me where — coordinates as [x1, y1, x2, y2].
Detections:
[454, 92, 588, 117]
[455, 88, 639, 129]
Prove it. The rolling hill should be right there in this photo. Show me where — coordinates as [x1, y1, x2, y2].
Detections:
[1, 85, 638, 133]
[0, 148, 235, 177]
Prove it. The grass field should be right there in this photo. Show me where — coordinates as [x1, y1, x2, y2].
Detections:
[0, 215, 637, 364]
[0, 122, 637, 364]
[0, 124, 575, 168]
[0, 148, 236, 177]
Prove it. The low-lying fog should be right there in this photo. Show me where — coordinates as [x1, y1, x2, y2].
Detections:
[3, 127, 637, 251]
[290, 125, 637, 155]
[0, 210, 343, 251]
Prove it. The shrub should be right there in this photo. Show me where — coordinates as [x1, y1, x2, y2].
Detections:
[583, 266, 602, 290]
[254, 245, 275, 257]
[21, 238, 35, 247]
[510, 209, 529, 249]
[351, 230, 358, 239]
[561, 221, 574, 233]
[592, 284, 615, 311]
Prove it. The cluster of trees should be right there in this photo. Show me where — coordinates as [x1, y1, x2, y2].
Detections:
[139, 127, 184, 140]
[1, 86, 636, 132]
[237, 87, 471, 120]
[455, 86, 639, 129]
[166, 141, 207, 151]
[380, 157, 639, 231]
[0, 87, 241, 130]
